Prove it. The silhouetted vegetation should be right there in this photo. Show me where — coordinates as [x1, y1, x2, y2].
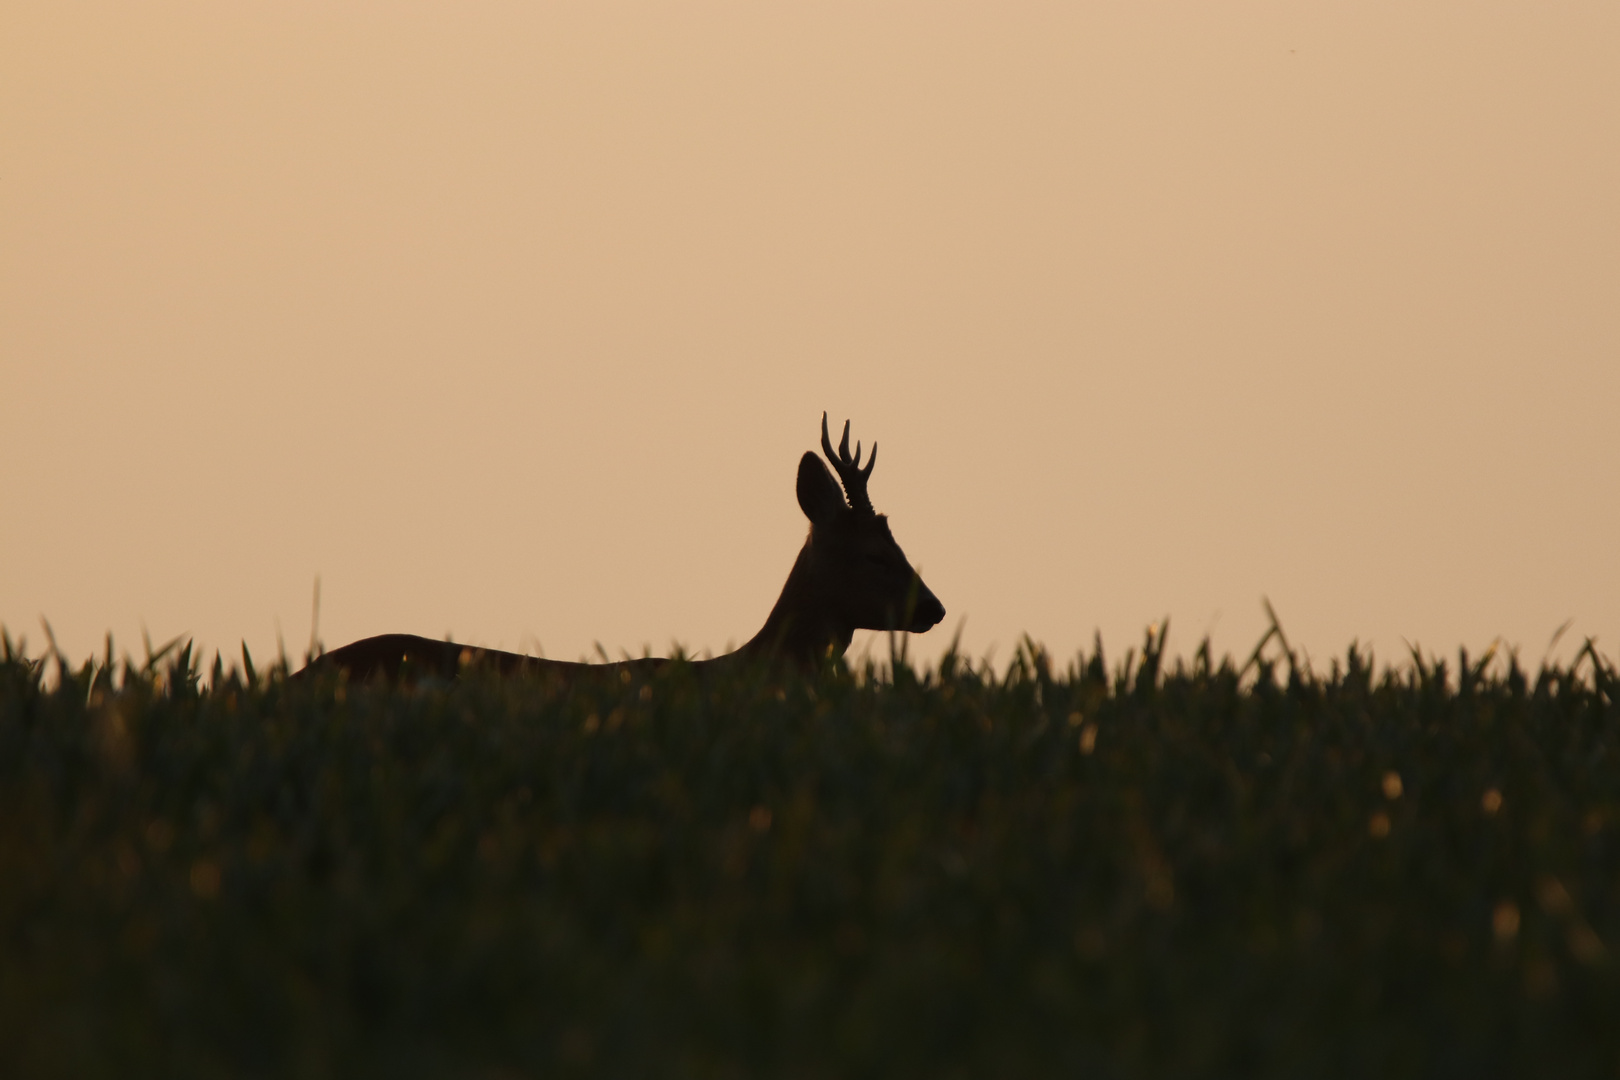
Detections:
[2, 624, 1617, 1078]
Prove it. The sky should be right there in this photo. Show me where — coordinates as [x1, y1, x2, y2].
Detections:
[3, 3, 1617, 675]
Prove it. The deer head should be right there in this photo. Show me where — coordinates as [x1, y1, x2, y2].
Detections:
[742, 414, 944, 662]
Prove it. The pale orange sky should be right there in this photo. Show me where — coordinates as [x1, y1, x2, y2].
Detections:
[3, 3, 1617, 672]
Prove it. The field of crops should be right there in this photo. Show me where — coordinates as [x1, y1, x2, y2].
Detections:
[2, 624, 1617, 1078]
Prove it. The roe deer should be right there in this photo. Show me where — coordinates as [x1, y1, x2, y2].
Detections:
[297, 414, 945, 683]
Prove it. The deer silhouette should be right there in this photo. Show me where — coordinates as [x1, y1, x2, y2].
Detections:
[297, 414, 945, 682]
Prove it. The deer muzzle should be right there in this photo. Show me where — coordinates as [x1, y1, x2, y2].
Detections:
[908, 582, 946, 633]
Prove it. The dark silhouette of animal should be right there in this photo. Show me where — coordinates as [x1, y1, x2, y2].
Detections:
[297, 414, 945, 683]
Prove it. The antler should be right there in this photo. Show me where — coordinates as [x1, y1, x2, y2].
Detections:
[820, 412, 878, 515]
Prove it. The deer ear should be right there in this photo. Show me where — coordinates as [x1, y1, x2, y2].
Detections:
[796, 451, 846, 525]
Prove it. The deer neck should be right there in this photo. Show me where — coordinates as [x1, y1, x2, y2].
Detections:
[735, 537, 852, 666]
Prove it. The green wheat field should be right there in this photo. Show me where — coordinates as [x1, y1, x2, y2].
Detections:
[2, 621, 1616, 1078]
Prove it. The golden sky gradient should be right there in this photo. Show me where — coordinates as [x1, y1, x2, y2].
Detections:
[4, 3, 1617, 672]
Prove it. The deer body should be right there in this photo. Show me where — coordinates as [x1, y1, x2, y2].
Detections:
[299, 416, 944, 683]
